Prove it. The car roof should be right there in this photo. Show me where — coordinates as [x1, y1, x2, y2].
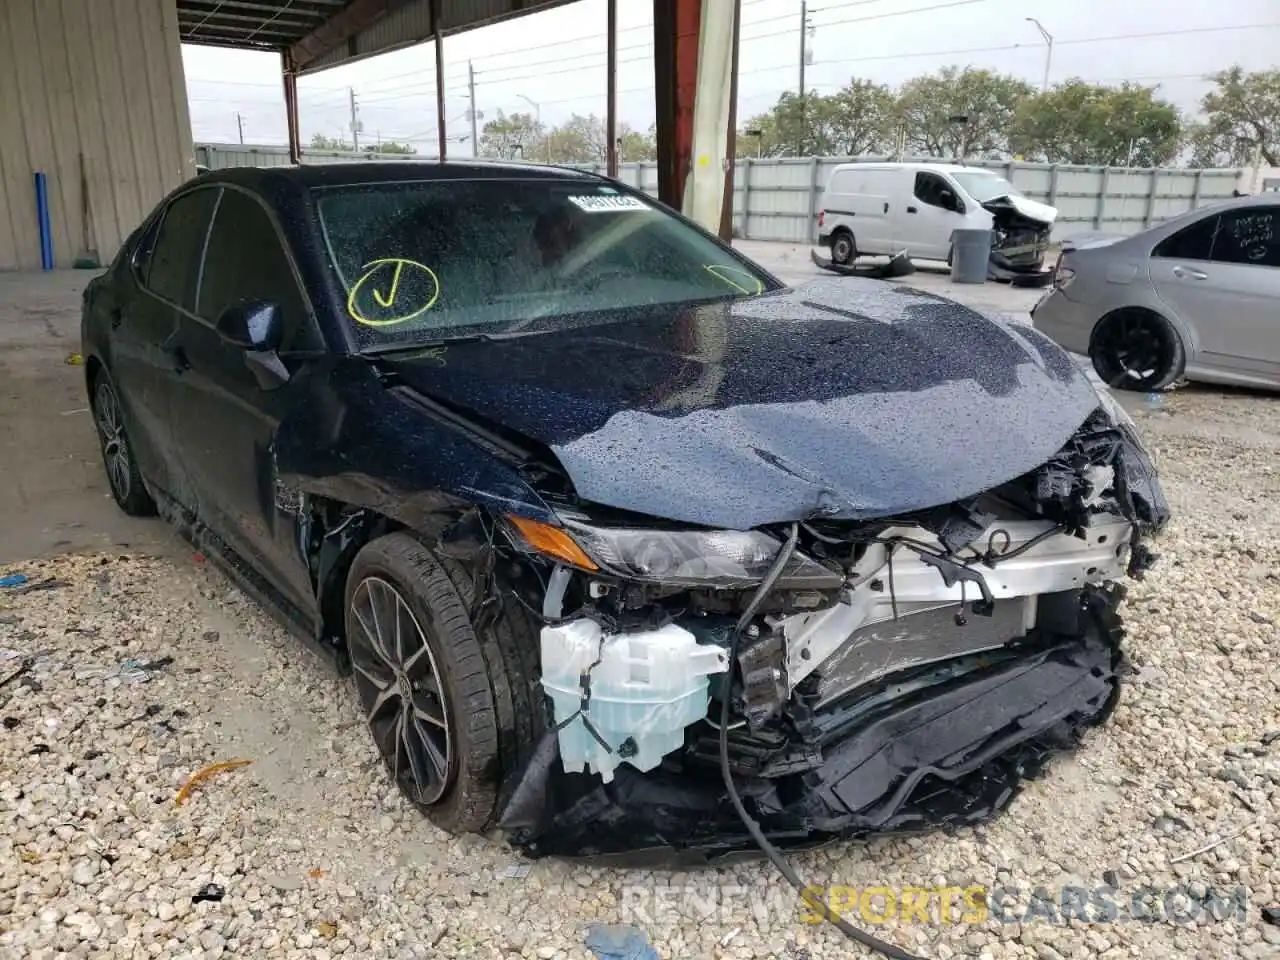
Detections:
[199, 160, 607, 191]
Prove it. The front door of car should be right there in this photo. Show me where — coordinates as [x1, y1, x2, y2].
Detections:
[902, 172, 962, 261]
[110, 187, 220, 508]
[1151, 205, 1280, 378]
[168, 187, 322, 615]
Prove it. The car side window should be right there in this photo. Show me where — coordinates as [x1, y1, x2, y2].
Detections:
[1153, 214, 1218, 261]
[914, 173, 952, 210]
[145, 188, 219, 309]
[1210, 206, 1280, 268]
[198, 189, 318, 351]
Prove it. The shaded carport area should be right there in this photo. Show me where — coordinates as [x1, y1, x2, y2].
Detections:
[0, 0, 741, 563]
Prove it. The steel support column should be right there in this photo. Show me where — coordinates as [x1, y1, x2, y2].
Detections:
[606, 0, 618, 177]
[653, 0, 739, 239]
[282, 50, 301, 164]
[431, 0, 447, 160]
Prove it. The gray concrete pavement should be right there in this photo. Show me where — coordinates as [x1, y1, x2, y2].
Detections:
[0, 270, 167, 565]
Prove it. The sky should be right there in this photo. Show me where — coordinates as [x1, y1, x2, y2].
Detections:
[181, 0, 1280, 156]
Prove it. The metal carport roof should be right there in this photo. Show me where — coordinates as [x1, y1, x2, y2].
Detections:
[177, 0, 578, 73]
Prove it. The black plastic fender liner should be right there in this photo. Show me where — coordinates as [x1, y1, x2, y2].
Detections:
[499, 586, 1126, 864]
[810, 248, 916, 278]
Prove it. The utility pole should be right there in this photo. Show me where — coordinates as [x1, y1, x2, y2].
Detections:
[797, 0, 807, 102]
[1025, 17, 1054, 92]
[468, 61, 479, 154]
[236, 112, 244, 144]
[348, 87, 360, 151]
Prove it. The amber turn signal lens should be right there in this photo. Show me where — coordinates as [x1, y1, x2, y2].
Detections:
[507, 516, 599, 571]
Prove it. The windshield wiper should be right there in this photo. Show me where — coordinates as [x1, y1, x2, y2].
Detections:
[357, 331, 534, 357]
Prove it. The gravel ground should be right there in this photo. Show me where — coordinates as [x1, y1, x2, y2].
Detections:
[3, 387, 1280, 960]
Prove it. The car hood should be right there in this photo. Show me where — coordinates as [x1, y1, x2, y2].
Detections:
[983, 194, 1057, 226]
[1062, 231, 1129, 252]
[378, 278, 1102, 529]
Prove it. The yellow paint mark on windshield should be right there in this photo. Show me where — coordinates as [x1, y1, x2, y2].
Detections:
[704, 264, 764, 296]
[347, 258, 440, 327]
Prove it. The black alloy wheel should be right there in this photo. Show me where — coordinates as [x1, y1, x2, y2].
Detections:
[93, 374, 156, 516]
[348, 574, 453, 807]
[1089, 310, 1183, 392]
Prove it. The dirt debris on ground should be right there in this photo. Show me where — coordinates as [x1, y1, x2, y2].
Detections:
[2, 388, 1280, 960]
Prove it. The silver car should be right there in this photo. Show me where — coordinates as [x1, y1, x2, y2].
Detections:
[1031, 195, 1280, 391]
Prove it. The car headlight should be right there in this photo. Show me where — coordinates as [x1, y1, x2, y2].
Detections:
[1092, 380, 1136, 429]
[507, 515, 842, 589]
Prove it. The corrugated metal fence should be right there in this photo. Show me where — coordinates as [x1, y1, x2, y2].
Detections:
[195, 143, 1242, 242]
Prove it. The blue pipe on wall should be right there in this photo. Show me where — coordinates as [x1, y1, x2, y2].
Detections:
[34, 172, 54, 270]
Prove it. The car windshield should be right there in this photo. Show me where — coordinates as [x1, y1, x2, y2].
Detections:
[315, 177, 776, 349]
[950, 172, 1021, 203]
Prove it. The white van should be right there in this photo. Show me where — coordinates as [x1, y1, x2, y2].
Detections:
[816, 162, 1057, 273]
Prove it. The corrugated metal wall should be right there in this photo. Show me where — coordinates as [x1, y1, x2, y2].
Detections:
[0, 0, 194, 271]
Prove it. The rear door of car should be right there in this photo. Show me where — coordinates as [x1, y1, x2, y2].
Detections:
[1151, 205, 1280, 378]
[169, 185, 322, 613]
[113, 186, 220, 505]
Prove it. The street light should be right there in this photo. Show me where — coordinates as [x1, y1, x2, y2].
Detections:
[1025, 17, 1053, 92]
[517, 94, 548, 162]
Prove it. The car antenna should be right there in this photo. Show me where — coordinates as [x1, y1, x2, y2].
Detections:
[718, 523, 928, 960]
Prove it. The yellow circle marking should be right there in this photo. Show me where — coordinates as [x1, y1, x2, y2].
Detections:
[347, 257, 440, 327]
[705, 264, 764, 296]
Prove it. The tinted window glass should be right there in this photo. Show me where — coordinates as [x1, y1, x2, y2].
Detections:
[1153, 215, 1217, 261]
[199, 189, 316, 350]
[315, 179, 778, 349]
[1211, 206, 1280, 267]
[914, 173, 951, 208]
[147, 188, 218, 308]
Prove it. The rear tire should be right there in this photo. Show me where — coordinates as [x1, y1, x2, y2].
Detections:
[830, 229, 856, 266]
[90, 370, 156, 517]
[1089, 309, 1184, 392]
[343, 532, 543, 834]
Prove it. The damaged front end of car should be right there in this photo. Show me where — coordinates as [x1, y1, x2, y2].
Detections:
[468, 402, 1167, 864]
[984, 195, 1056, 283]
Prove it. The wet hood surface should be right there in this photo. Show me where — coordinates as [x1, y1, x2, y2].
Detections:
[380, 278, 1102, 528]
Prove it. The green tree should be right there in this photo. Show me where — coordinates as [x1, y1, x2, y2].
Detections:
[1012, 81, 1183, 166]
[543, 114, 607, 163]
[479, 110, 543, 159]
[367, 139, 416, 155]
[309, 133, 353, 152]
[737, 92, 833, 157]
[824, 79, 899, 156]
[896, 66, 1034, 158]
[1190, 67, 1280, 167]
[617, 123, 657, 162]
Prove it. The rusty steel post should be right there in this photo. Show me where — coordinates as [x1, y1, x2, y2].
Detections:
[281, 49, 301, 164]
[606, 0, 618, 177]
[431, 0, 447, 160]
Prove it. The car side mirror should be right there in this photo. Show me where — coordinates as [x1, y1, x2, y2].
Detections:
[939, 189, 958, 211]
[216, 300, 283, 352]
[215, 300, 290, 390]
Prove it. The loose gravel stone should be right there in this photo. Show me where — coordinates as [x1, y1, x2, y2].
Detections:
[2, 387, 1279, 959]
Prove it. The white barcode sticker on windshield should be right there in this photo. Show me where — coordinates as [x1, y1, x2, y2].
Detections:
[568, 194, 650, 213]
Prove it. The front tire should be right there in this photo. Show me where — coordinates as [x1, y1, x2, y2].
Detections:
[343, 532, 541, 834]
[1089, 309, 1184, 392]
[830, 230, 856, 266]
[91, 371, 156, 516]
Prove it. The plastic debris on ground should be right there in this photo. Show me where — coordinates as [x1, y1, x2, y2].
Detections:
[0, 577, 69, 596]
[64, 352, 83, 365]
[77, 656, 175, 684]
[192, 883, 226, 903]
[0, 573, 29, 588]
[496, 863, 531, 880]
[175, 759, 254, 806]
[584, 923, 660, 960]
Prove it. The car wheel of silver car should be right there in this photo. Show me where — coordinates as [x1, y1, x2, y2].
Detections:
[343, 532, 543, 834]
[1089, 309, 1184, 392]
[830, 230, 856, 265]
[91, 371, 157, 517]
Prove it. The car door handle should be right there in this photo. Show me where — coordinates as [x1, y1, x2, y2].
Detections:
[906, 205, 918, 214]
[883, 202, 890, 213]
[1172, 265, 1208, 280]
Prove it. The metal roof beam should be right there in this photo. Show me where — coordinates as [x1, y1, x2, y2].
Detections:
[289, 0, 413, 70]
